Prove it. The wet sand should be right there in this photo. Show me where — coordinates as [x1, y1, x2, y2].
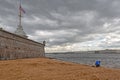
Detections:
[0, 58, 120, 80]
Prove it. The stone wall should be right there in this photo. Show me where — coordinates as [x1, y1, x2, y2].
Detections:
[0, 28, 45, 60]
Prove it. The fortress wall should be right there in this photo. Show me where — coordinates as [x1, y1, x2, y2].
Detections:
[0, 29, 45, 60]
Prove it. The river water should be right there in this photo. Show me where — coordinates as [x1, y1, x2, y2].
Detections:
[46, 52, 120, 69]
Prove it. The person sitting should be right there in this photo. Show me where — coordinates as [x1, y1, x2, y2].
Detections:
[95, 60, 101, 67]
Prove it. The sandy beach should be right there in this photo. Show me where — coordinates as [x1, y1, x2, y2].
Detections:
[0, 58, 120, 80]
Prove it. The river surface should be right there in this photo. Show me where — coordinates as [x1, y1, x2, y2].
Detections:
[46, 52, 120, 69]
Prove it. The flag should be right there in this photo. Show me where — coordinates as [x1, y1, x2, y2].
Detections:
[19, 5, 26, 13]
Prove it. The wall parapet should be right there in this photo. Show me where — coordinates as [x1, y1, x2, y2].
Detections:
[0, 29, 45, 60]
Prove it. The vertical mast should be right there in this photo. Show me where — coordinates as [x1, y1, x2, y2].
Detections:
[14, 0, 27, 38]
[19, 0, 22, 26]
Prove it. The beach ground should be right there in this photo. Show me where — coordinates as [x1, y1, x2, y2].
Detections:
[0, 58, 120, 80]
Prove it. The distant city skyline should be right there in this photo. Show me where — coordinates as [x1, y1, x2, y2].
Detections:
[0, 0, 120, 52]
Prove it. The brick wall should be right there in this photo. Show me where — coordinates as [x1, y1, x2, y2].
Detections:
[0, 29, 45, 60]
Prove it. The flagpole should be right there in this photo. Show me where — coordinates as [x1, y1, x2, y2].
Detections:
[19, 0, 22, 27]
[15, 0, 27, 38]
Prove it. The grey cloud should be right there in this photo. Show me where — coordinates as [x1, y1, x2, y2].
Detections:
[0, 0, 120, 52]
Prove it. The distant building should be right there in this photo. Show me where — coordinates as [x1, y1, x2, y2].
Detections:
[94, 49, 120, 54]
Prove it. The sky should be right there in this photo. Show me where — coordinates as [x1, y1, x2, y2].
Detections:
[0, 0, 120, 53]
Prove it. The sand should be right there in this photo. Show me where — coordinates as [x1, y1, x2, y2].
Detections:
[0, 58, 120, 80]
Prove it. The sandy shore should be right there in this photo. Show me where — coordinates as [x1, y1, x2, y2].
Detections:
[0, 58, 120, 80]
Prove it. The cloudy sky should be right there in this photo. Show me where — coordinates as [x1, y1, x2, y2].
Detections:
[0, 0, 120, 52]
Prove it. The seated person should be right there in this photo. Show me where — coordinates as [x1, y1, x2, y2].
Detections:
[95, 60, 101, 67]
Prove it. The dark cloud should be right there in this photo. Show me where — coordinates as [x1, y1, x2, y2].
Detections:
[0, 0, 120, 52]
